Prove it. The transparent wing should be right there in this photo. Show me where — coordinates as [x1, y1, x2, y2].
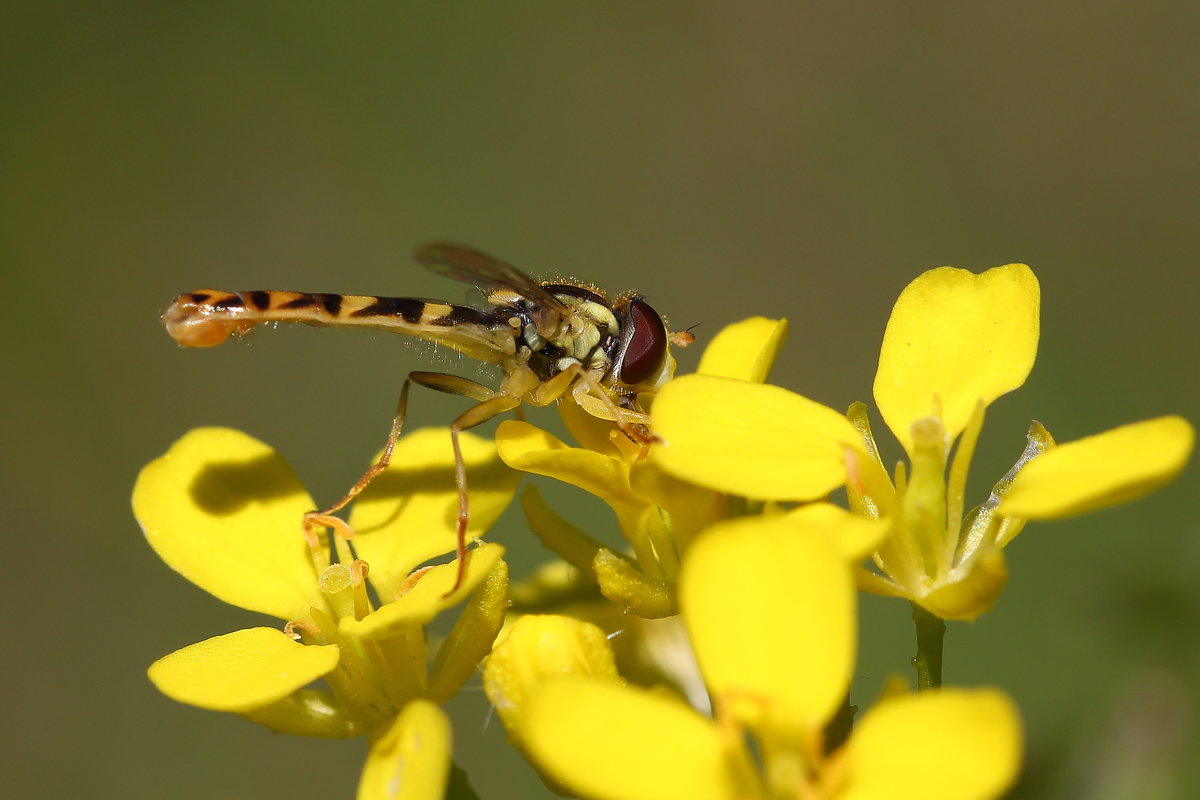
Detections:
[415, 243, 570, 315]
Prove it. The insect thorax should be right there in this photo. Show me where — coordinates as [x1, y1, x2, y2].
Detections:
[497, 284, 622, 384]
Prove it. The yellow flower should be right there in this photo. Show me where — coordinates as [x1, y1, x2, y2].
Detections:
[652, 265, 1193, 620]
[487, 513, 1022, 800]
[133, 427, 518, 799]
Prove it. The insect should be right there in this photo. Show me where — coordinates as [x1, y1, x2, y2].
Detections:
[163, 243, 694, 593]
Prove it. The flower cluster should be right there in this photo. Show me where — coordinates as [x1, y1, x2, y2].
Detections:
[481, 263, 1191, 798]
[485, 512, 1021, 800]
[133, 427, 518, 799]
[137, 262, 1192, 799]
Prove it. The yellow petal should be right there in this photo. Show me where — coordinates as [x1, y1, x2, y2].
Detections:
[496, 420, 638, 510]
[784, 502, 890, 561]
[997, 415, 1194, 519]
[341, 543, 506, 638]
[348, 428, 519, 600]
[652, 375, 864, 500]
[840, 688, 1022, 800]
[147, 627, 339, 712]
[698, 317, 789, 383]
[873, 264, 1039, 454]
[483, 615, 620, 753]
[357, 700, 451, 800]
[525, 678, 751, 800]
[133, 427, 327, 621]
[680, 516, 855, 736]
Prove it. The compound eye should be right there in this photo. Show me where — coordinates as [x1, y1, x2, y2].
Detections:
[618, 299, 668, 386]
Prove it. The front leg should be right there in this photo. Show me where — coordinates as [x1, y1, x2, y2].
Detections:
[554, 365, 655, 445]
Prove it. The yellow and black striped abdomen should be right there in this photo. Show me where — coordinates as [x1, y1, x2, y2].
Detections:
[163, 289, 517, 362]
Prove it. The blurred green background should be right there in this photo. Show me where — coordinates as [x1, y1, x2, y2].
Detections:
[4, 3, 1198, 798]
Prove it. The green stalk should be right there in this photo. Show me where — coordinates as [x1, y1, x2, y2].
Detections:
[911, 602, 945, 690]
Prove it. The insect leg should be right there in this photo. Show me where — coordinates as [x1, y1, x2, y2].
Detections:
[302, 371, 448, 534]
[558, 364, 656, 446]
[302, 374, 489, 534]
[439, 391, 522, 595]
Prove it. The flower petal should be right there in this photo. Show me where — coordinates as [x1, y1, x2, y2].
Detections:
[496, 420, 637, 510]
[525, 678, 753, 800]
[698, 317, 789, 383]
[997, 415, 1194, 519]
[357, 700, 451, 800]
[839, 688, 1022, 800]
[652, 375, 864, 500]
[784, 502, 890, 561]
[348, 428, 519, 600]
[133, 427, 327, 620]
[681, 515, 855, 736]
[147, 627, 339, 712]
[873, 264, 1039, 454]
[340, 543, 505, 639]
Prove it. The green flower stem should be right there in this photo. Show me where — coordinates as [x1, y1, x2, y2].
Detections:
[911, 602, 945, 690]
[823, 693, 857, 754]
[446, 762, 483, 800]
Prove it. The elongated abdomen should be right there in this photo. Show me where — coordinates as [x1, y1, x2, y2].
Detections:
[164, 290, 388, 347]
[162, 289, 517, 362]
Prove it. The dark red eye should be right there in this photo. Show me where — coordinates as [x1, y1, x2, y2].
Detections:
[618, 299, 668, 386]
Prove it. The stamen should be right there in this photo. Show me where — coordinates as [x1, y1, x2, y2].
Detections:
[396, 565, 437, 598]
[283, 619, 321, 644]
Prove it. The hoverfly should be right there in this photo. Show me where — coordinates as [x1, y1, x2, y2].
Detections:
[162, 243, 693, 593]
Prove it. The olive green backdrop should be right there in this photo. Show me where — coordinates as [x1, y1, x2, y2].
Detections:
[4, 3, 1197, 798]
